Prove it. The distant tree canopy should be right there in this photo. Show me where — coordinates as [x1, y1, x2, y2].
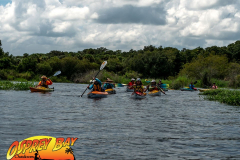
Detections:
[0, 39, 240, 84]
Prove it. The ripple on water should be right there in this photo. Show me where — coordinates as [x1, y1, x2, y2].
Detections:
[1, 84, 240, 159]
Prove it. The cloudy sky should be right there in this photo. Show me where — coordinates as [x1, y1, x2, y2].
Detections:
[0, 0, 240, 56]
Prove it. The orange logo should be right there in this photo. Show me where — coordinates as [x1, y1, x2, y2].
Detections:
[6, 136, 78, 160]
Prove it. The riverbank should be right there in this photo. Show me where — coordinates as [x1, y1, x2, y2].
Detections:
[200, 89, 240, 106]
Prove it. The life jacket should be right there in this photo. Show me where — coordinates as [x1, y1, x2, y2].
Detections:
[134, 85, 144, 93]
[40, 80, 48, 88]
[189, 84, 194, 89]
[93, 84, 102, 91]
[128, 82, 134, 86]
[105, 83, 112, 89]
[212, 85, 218, 89]
[149, 85, 158, 91]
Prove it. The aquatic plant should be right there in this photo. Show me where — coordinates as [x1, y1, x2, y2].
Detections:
[0, 81, 36, 90]
[200, 89, 240, 106]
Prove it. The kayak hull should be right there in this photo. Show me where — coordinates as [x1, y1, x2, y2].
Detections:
[199, 89, 211, 92]
[87, 91, 108, 98]
[148, 90, 161, 96]
[131, 92, 146, 99]
[30, 87, 54, 92]
[180, 88, 198, 91]
[126, 87, 134, 92]
[105, 89, 116, 94]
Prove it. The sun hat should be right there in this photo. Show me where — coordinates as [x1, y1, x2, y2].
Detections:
[41, 75, 47, 79]
[159, 79, 162, 81]
[131, 78, 135, 81]
[106, 78, 113, 82]
[151, 80, 156, 83]
[136, 78, 141, 81]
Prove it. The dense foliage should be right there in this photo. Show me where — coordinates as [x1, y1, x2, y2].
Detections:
[200, 89, 240, 106]
[1, 40, 240, 87]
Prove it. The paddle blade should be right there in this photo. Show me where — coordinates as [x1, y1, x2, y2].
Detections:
[53, 71, 61, 76]
[100, 61, 107, 70]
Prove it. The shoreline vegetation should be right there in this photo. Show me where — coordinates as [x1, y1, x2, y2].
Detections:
[0, 81, 35, 90]
[200, 89, 240, 106]
[1, 39, 240, 104]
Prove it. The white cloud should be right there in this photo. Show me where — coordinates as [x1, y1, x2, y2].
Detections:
[0, 0, 240, 55]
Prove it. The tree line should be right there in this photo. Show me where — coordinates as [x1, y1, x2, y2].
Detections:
[0, 40, 240, 87]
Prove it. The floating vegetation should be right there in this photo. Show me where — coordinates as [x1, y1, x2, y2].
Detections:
[0, 81, 36, 90]
[200, 89, 240, 106]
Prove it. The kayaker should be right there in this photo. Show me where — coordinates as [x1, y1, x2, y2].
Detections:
[212, 83, 218, 89]
[189, 82, 195, 90]
[103, 78, 115, 89]
[132, 78, 146, 93]
[128, 78, 135, 87]
[88, 77, 103, 91]
[37, 75, 53, 88]
[157, 80, 163, 88]
[148, 80, 166, 94]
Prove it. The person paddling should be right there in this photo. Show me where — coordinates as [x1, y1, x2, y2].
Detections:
[87, 77, 103, 91]
[131, 78, 146, 93]
[103, 78, 115, 89]
[128, 78, 135, 87]
[212, 83, 218, 89]
[148, 80, 166, 94]
[37, 75, 53, 88]
[189, 82, 195, 90]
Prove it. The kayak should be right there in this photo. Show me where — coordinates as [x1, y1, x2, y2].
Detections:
[199, 89, 211, 92]
[148, 90, 161, 96]
[87, 91, 108, 98]
[180, 88, 198, 91]
[30, 87, 54, 92]
[126, 87, 134, 92]
[160, 84, 169, 88]
[131, 92, 146, 99]
[116, 83, 125, 87]
[105, 88, 116, 94]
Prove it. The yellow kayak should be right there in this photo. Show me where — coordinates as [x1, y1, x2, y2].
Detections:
[105, 88, 116, 94]
[30, 87, 54, 92]
[148, 90, 161, 96]
[199, 89, 211, 92]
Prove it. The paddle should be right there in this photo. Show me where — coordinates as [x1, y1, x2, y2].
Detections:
[48, 70, 61, 79]
[80, 61, 107, 97]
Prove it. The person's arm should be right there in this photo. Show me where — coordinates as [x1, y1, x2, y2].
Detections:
[88, 84, 94, 89]
[95, 78, 101, 86]
[36, 81, 41, 87]
[46, 79, 53, 85]
[103, 83, 107, 89]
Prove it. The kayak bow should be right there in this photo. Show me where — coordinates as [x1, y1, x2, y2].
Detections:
[87, 91, 108, 98]
[105, 88, 116, 94]
[148, 90, 161, 96]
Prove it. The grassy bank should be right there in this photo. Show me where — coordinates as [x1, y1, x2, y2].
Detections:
[200, 89, 240, 106]
[0, 81, 36, 90]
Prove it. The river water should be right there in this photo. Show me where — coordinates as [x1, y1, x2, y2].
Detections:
[1, 83, 240, 159]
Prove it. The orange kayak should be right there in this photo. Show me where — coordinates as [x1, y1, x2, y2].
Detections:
[30, 87, 54, 92]
[87, 91, 108, 98]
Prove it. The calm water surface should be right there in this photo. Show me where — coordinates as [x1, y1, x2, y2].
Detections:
[1, 83, 240, 159]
